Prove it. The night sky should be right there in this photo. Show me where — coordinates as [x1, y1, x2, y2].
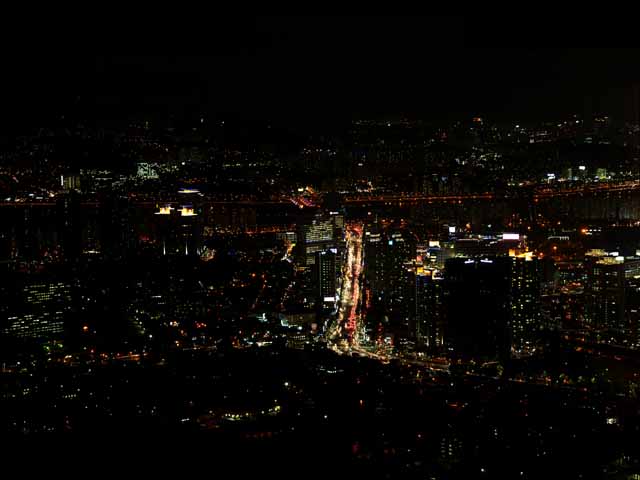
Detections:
[3, 17, 640, 130]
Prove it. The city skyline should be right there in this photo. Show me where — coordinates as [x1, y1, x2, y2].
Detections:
[2, 23, 640, 478]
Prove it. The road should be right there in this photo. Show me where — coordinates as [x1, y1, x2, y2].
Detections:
[327, 223, 389, 362]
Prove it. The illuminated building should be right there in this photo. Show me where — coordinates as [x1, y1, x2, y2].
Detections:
[510, 255, 542, 355]
[153, 203, 202, 256]
[426, 242, 455, 269]
[136, 162, 159, 180]
[276, 231, 297, 245]
[60, 173, 81, 192]
[4, 281, 71, 340]
[297, 214, 337, 266]
[585, 253, 640, 341]
[364, 227, 415, 335]
[414, 267, 445, 350]
[317, 248, 338, 307]
[328, 210, 345, 237]
[364, 230, 384, 296]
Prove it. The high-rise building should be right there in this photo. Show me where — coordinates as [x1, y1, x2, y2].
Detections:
[297, 214, 336, 266]
[4, 281, 71, 340]
[364, 229, 384, 295]
[414, 267, 445, 350]
[585, 252, 640, 342]
[99, 194, 134, 260]
[154, 204, 202, 256]
[445, 257, 511, 360]
[61, 173, 82, 192]
[56, 191, 83, 261]
[364, 227, 415, 335]
[317, 248, 338, 307]
[510, 255, 542, 355]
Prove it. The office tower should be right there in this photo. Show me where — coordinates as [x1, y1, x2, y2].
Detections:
[153, 203, 202, 257]
[445, 257, 511, 360]
[414, 267, 445, 350]
[15, 206, 37, 261]
[328, 210, 345, 237]
[4, 281, 71, 340]
[364, 229, 385, 296]
[364, 227, 415, 334]
[585, 256, 625, 334]
[154, 205, 175, 255]
[56, 191, 83, 261]
[585, 252, 640, 342]
[510, 255, 542, 355]
[626, 272, 640, 348]
[61, 173, 82, 192]
[178, 205, 201, 256]
[100, 194, 134, 260]
[297, 214, 336, 266]
[386, 231, 415, 330]
[317, 248, 338, 307]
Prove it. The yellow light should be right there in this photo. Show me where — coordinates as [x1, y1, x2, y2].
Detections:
[155, 206, 173, 215]
[180, 207, 197, 217]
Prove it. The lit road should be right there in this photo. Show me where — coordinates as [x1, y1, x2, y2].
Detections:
[328, 223, 389, 362]
[328, 224, 363, 349]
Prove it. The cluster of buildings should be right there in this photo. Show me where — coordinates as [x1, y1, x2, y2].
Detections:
[362, 226, 544, 359]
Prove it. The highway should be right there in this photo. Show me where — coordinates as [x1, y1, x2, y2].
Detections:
[327, 222, 390, 362]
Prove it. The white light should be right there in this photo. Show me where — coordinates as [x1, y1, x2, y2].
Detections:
[503, 233, 520, 240]
[579, 165, 586, 171]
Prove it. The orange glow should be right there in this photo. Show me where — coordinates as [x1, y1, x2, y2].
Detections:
[179, 206, 197, 217]
[82, 325, 89, 332]
[155, 206, 173, 215]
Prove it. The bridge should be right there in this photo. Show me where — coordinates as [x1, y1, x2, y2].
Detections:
[2, 180, 640, 209]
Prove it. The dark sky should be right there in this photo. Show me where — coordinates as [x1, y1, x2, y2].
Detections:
[3, 16, 640, 130]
